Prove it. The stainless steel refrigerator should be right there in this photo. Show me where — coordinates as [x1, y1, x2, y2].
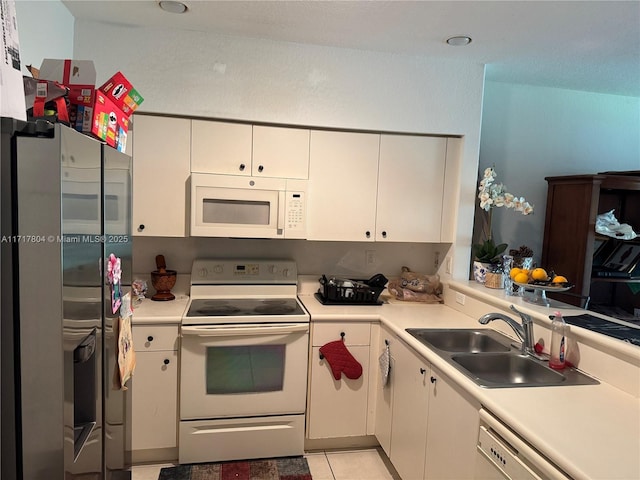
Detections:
[1, 118, 132, 480]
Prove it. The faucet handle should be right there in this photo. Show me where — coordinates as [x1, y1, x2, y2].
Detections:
[510, 304, 532, 324]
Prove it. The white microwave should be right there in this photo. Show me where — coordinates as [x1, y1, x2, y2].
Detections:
[190, 173, 307, 239]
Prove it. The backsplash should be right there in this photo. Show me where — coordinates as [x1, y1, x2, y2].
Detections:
[133, 236, 444, 279]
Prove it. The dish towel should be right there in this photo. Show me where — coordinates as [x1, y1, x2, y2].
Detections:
[379, 343, 390, 386]
[319, 339, 363, 380]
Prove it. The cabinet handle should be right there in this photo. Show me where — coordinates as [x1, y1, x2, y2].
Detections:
[430, 376, 437, 384]
[365, 231, 371, 238]
[258, 165, 264, 172]
[382, 231, 387, 238]
[420, 368, 426, 374]
[147, 336, 154, 342]
[163, 359, 170, 365]
[138, 224, 145, 231]
[239, 163, 246, 171]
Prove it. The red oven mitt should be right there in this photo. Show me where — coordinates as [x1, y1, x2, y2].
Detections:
[319, 340, 363, 380]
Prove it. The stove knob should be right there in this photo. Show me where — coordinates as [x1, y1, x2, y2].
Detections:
[282, 268, 290, 277]
[198, 268, 208, 278]
[269, 265, 278, 274]
[214, 265, 223, 274]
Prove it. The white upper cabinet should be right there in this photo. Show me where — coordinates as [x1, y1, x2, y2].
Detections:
[376, 135, 447, 242]
[252, 126, 310, 179]
[191, 120, 252, 175]
[132, 115, 191, 237]
[191, 121, 310, 179]
[307, 130, 380, 241]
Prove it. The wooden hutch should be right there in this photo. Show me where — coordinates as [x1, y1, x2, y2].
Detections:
[541, 172, 640, 320]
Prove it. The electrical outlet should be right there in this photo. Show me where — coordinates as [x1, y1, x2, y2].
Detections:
[445, 257, 452, 274]
[365, 250, 376, 265]
[455, 292, 466, 305]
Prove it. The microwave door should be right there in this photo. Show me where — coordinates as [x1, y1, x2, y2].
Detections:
[192, 186, 282, 238]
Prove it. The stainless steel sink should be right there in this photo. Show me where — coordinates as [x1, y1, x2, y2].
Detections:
[452, 352, 566, 387]
[406, 328, 599, 388]
[406, 328, 512, 353]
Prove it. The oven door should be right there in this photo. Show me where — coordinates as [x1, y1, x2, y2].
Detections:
[180, 323, 309, 420]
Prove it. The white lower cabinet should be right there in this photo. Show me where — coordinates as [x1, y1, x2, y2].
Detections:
[378, 335, 479, 480]
[131, 325, 179, 459]
[306, 322, 373, 439]
[424, 366, 479, 480]
[389, 337, 430, 480]
[374, 325, 395, 457]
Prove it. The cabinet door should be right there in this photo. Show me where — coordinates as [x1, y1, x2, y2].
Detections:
[374, 327, 395, 457]
[252, 126, 310, 179]
[389, 339, 430, 480]
[377, 135, 447, 242]
[307, 130, 379, 241]
[307, 345, 370, 439]
[132, 115, 190, 236]
[131, 350, 178, 451]
[191, 120, 252, 175]
[424, 366, 479, 480]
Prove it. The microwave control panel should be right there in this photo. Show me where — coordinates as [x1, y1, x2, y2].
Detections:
[285, 191, 306, 238]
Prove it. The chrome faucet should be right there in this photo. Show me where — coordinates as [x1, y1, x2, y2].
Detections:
[478, 305, 535, 355]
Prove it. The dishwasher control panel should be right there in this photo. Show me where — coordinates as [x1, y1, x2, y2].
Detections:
[477, 425, 542, 480]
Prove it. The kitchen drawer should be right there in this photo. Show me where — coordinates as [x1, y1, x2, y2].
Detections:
[133, 325, 179, 351]
[312, 322, 371, 346]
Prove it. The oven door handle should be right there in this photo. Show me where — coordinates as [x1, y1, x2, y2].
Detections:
[181, 324, 309, 337]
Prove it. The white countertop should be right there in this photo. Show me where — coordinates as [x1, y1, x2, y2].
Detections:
[132, 294, 189, 324]
[298, 291, 640, 480]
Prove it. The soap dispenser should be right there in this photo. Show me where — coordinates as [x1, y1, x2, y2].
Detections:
[549, 311, 566, 370]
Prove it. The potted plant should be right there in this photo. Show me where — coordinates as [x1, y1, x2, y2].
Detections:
[472, 166, 534, 283]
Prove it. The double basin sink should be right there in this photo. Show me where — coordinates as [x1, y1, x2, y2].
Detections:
[406, 328, 599, 388]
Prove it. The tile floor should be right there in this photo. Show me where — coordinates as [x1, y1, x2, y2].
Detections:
[131, 448, 400, 480]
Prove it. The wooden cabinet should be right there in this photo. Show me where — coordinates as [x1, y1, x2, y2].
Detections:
[131, 115, 191, 237]
[307, 130, 380, 241]
[307, 130, 448, 242]
[191, 121, 310, 179]
[131, 325, 179, 458]
[306, 322, 372, 439]
[424, 366, 478, 480]
[389, 337, 430, 480]
[542, 173, 640, 317]
[377, 135, 447, 242]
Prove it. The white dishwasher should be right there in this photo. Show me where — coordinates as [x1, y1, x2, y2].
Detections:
[475, 409, 572, 480]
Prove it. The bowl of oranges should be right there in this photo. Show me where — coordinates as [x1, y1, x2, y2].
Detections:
[510, 267, 573, 292]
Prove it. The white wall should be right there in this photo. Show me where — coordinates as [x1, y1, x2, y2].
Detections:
[14, 0, 73, 75]
[71, 20, 485, 279]
[478, 81, 640, 264]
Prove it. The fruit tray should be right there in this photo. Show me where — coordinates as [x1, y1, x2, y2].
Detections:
[513, 280, 574, 292]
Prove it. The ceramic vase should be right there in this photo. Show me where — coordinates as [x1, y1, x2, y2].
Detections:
[473, 261, 492, 283]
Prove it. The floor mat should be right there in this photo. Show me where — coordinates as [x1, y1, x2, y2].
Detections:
[158, 456, 312, 480]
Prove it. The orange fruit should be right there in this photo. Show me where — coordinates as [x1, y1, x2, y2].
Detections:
[531, 268, 548, 281]
[514, 272, 530, 284]
[552, 275, 568, 283]
[509, 268, 522, 280]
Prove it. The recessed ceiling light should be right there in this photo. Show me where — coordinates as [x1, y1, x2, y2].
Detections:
[446, 36, 472, 47]
[159, 1, 188, 14]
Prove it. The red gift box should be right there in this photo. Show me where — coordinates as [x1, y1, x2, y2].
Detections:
[39, 59, 96, 133]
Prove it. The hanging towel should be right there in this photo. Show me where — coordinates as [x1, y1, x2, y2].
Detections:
[379, 343, 390, 386]
[319, 339, 363, 380]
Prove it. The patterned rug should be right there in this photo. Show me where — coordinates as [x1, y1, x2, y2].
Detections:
[158, 456, 313, 480]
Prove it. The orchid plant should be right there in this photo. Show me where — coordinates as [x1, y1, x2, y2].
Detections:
[473, 166, 534, 263]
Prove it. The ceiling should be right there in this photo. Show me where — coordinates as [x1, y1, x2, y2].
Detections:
[62, 0, 640, 97]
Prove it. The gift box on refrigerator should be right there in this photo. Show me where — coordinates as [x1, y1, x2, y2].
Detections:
[38, 59, 96, 133]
